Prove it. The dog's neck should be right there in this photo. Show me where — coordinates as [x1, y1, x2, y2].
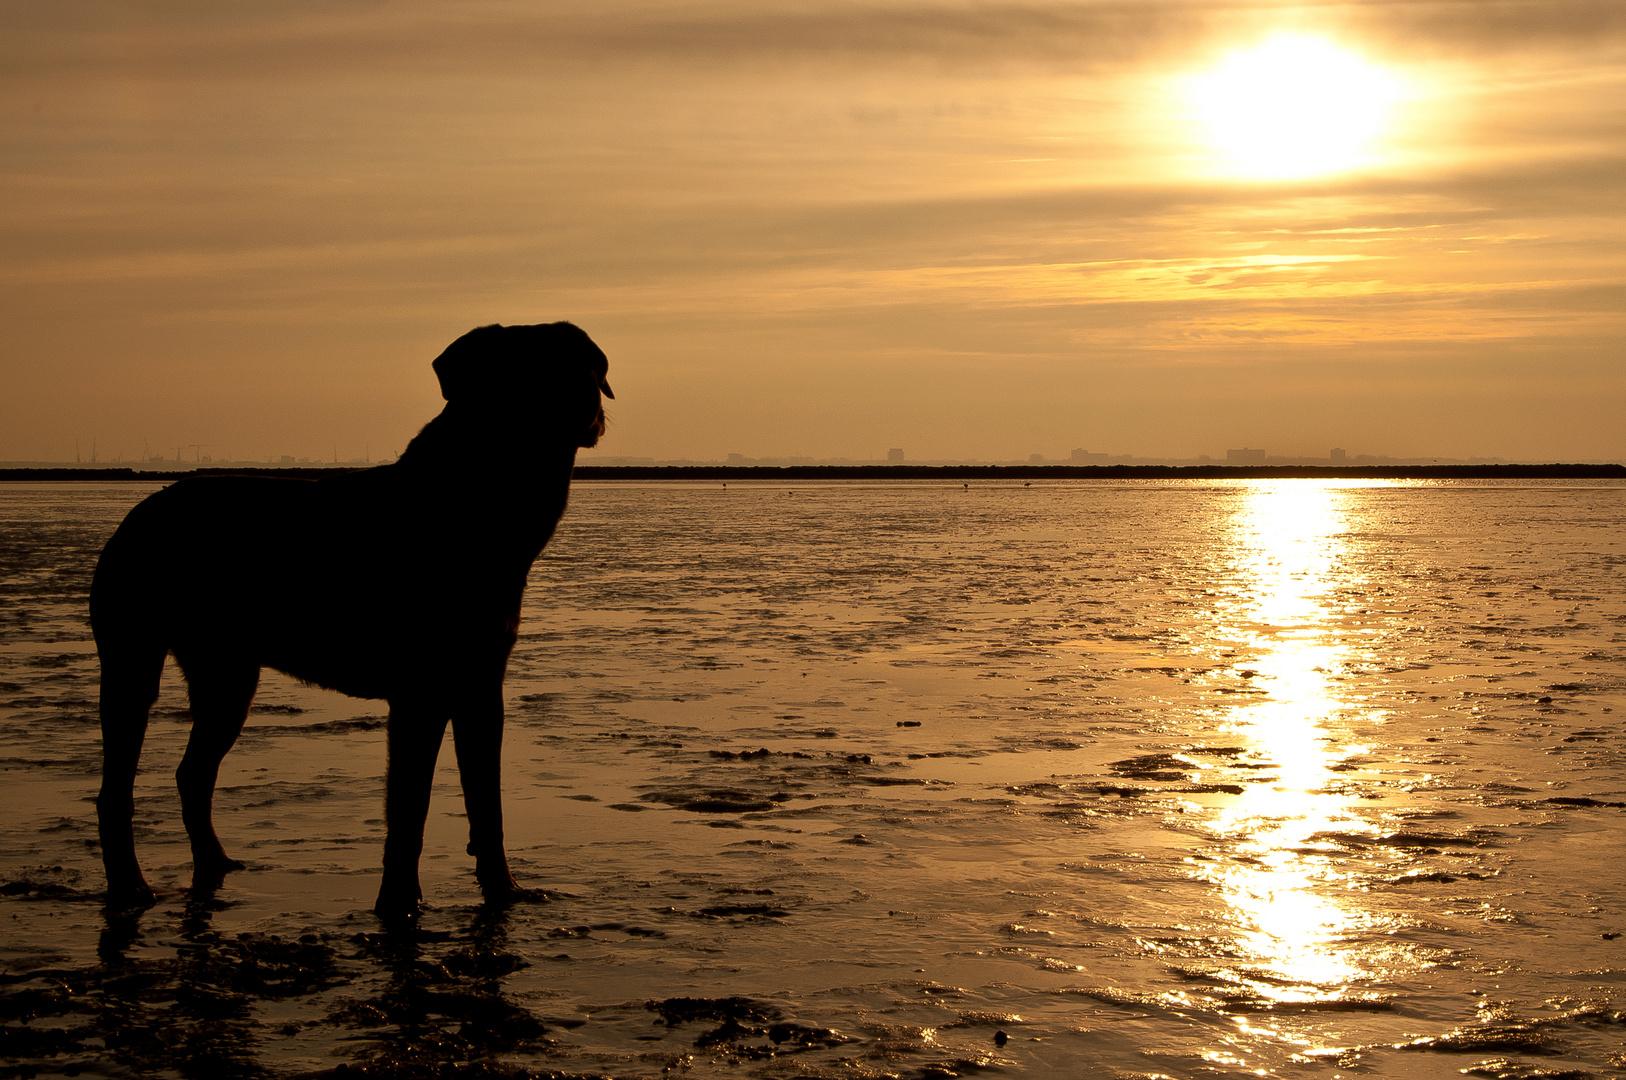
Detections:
[398, 405, 578, 472]
[394, 404, 580, 563]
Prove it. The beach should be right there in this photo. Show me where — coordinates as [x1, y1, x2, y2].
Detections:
[2, 477, 1625, 1078]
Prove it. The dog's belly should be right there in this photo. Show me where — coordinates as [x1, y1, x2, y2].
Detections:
[266, 654, 394, 701]
[182, 574, 518, 702]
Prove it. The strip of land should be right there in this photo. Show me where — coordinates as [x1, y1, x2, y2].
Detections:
[3, 464, 1623, 482]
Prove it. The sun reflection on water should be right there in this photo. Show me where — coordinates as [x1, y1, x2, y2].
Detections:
[1204, 481, 1391, 995]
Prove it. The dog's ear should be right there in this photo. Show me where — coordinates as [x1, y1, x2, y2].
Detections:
[432, 322, 612, 403]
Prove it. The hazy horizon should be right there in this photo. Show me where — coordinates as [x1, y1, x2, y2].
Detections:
[4, 2, 1623, 463]
[6, 446, 1609, 467]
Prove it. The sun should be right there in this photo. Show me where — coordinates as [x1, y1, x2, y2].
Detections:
[1187, 34, 1405, 179]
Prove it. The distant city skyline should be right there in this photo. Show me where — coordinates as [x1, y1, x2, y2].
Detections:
[23, 430, 1600, 468]
[11, 441, 1570, 469]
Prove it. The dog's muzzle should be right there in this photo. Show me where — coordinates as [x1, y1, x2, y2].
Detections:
[580, 405, 608, 448]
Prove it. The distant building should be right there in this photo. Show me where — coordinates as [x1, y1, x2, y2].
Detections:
[1029, 453, 1045, 463]
[1070, 448, 1109, 464]
[1226, 447, 1267, 464]
[279, 455, 296, 465]
[1330, 447, 1347, 462]
[727, 453, 746, 464]
[887, 448, 905, 462]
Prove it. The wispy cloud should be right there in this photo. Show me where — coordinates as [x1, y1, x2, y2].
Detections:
[7, 1, 1625, 78]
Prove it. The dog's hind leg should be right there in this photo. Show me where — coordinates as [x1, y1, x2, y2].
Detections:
[376, 702, 449, 921]
[95, 638, 166, 908]
[451, 692, 529, 904]
[176, 658, 259, 885]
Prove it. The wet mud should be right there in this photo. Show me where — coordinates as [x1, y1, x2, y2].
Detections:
[3, 478, 1626, 1078]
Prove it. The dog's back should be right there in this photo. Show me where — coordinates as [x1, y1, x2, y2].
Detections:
[97, 472, 392, 698]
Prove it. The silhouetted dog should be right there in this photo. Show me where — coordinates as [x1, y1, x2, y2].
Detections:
[91, 322, 611, 920]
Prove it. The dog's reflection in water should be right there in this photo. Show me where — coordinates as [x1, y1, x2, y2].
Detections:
[91, 322, 613, 921]
[79, 897, 544, 1076]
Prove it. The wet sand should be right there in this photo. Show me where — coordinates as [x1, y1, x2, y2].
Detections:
[2, 478, 1625, 1078]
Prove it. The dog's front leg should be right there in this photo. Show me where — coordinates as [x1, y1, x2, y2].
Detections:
[451, 693, 534, 905]
[376, 704, 449, 922]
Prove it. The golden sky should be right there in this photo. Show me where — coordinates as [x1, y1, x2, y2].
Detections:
[3, 1, 1623, 462]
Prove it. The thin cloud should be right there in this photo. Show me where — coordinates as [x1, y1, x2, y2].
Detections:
[6, 1, 1625, 81]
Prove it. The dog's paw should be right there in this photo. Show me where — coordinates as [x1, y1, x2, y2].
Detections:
[374, 891, 426, 928]
[103, 880, 159, 912]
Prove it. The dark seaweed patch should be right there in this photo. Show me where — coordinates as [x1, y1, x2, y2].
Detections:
[0, 865, 94, 902]
[1310, 829, 1499, 850]
[637, 787, 778, 813]
[643, 996, 843, 1057]
[709, 747, 793, 761]
[1108, 753, 1193, 780]
[648, 995, 779, 1027]
[1219, 993, 1396, 1013]
[1400, 1025, 1565, 1054]
[1385, 870, 1489, 885]
[24, 654, 78, 669]
[1542, 796, 1626, 809]
[690, 904, 791, 919]
[1457, 1060, 1594, 1079]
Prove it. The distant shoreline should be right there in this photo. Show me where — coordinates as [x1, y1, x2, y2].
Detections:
[3, 463, 1623, 482]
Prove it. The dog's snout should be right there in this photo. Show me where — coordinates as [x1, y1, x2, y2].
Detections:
[580, 405, 608, 448]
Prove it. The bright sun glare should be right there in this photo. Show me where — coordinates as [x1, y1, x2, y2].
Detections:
[1188, 34, 1405, 179]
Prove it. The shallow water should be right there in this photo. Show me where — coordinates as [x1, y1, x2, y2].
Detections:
[2, 477, 1625, 1079]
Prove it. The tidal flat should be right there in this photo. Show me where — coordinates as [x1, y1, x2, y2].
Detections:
[2, 478, 1624, 1079]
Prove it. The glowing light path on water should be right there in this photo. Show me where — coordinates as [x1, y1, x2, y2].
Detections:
[1206, 482, 1389, 995]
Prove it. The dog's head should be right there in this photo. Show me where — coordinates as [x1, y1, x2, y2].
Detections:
[431, 322, 612, 448]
